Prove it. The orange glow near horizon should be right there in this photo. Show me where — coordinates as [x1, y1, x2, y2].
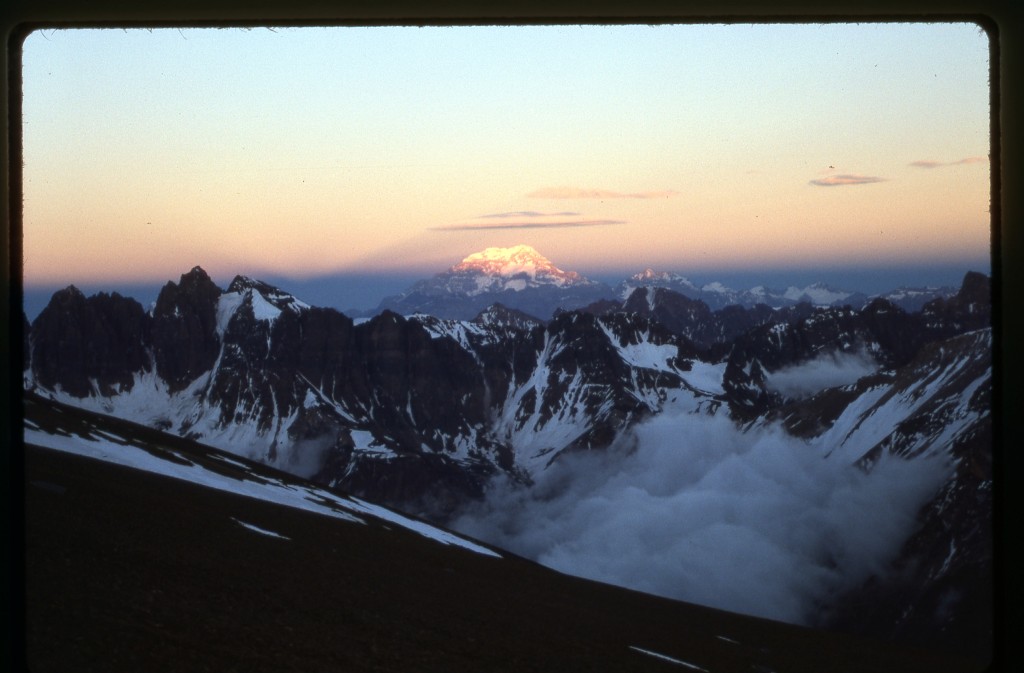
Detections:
[20, 24, 991, 288]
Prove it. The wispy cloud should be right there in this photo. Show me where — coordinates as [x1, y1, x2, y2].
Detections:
[909, 156, 987, 169]
[527, 187, 680, 200]
[809, 174, 887, 187]
[478, 210, 577, 219]
[432, 211, 624, 231]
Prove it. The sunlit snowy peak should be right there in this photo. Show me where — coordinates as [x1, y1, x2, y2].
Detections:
[447, 244, 593, 295]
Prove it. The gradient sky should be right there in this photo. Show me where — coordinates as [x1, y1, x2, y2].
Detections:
[21, 23, 991, 300]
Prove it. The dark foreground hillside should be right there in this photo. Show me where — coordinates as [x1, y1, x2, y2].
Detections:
[22, 438, 987, 673]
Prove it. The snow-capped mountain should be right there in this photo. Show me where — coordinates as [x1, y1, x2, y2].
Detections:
[781, 281, 867, 306]
[619, 269, 702, 298]
[450, 244, 591, 293]
[366, 245, 614, 320]
[22, 266, 992, 658]
[23, 268, 990, 504]
[619, 270, 869, 311]
[874, 284, 961, 312]
[358, 247, 962, 321]
[25, 266, 712, 517]
[618, 268, 958, 313]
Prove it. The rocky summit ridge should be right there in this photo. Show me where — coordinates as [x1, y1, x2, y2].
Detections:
[21, 260, 993, 660]
[370, 245, 612, 320]
[450, 244, 590, 291]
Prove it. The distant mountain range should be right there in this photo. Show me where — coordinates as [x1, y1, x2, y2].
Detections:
[20, 247, 993, 660]
[357, 245, 959, 319]
[362, 244, 613, 320]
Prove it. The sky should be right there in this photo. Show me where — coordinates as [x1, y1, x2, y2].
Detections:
[20, 23, 991, 312]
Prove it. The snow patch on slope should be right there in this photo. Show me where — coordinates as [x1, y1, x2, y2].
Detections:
[24, 421, 501, 558]
[41, 367, 325, 478]
[598, 321, 679, 372]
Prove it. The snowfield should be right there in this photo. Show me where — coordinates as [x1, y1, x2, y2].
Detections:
[23, 417, 502, 559]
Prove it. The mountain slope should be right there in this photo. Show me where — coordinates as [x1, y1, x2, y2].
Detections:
[617, 269, 955, 312]
[20, 267, 995, 664]
[618, 269, 865, 311]
[24, 271, 991, 520]
[369, 245, 614, 319]
[21, 396, 981, 673]
[810, 330, 993, 657]
[24, 268, 723, 518]
[25, 268, 518, 518]
[720, 273, 990, 422]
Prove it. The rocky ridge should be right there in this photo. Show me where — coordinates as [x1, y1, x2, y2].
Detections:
[22, 265, 993, 658]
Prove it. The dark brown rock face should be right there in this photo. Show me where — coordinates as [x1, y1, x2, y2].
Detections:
[720, 272, 992, 422]
[721, 305, 872, 420]
[856, 298, 927, 366]
[622, 287, 717, 348]
[151, 266, 222, 392]
[921, 270, 991, 334]
[29, 286, 152, 397]
[201, 300, 509, 514]
[597, 287, 810, 352]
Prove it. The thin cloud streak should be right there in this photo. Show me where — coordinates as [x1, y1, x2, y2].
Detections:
[909, 156, 987, 168]
[432, 219, 624, 231]
[528, 187, 680, 200]
[478, 210, 580, 219]
[433, 210, 624, 231]
[809, 174, 886, 187]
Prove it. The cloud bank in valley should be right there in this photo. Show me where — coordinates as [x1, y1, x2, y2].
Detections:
[451, 410, 950, 626]
[764, 350, 879, 399]
[809, 174, 887, 187]
[527, 187, 680, 199]
[432, 211, 624, 231]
